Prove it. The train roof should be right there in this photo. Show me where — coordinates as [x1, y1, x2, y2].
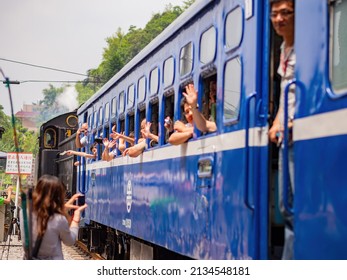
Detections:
[39, 110, 77, 130]
[78, 0, 214, 114]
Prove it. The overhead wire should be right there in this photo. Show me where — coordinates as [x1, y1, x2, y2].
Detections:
[1, 80, 102, 84]
[0, 57, 89, 77]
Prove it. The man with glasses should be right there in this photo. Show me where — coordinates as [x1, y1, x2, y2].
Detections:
[268, 0, 295, 260]
[75, 122, 89, 148]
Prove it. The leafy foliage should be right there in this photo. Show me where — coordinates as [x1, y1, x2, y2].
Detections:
[76, 1, 195, 103]
[0, 105, 38, 186]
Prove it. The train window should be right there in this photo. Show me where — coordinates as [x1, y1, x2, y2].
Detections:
[44, 128, 56, 148]
[150, 67, 159, 95]
[201, 75, 217, 123]
[164, 93, 174, 143]
[119, 91, 125, 113]
[330, 0, 347, 94]
[111, 97, 117, 117]
[149, 102, 159, 147]
[119, 119, 125, 133]
[180, 42, 193, 76]
[98, 107, 103, 125]
[138, 76, 146, 103]
[128, 115, 135, 144]
[88, 115, 91, 128]
[224, 57, 241, 121]
[104, 103, 110, 123]
[163, 57, 175, 88]
[138, 109, 146, 142]
[200, 26, 216, 65]
[225, 6, 243, 50]
[93, 111, 98, 128]
[127, 84, 135, 108]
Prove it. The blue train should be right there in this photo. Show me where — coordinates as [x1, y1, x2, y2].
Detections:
[63, 0, 347, 259]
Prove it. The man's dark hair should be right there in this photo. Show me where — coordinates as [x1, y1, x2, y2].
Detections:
[90, 142, 97, 152]
[270, 0, 294, 7]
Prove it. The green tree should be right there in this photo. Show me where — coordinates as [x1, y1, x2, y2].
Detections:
[0, 105, 38, 187]
[76, 1, 194, 104]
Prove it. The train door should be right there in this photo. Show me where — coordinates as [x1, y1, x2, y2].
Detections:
[293, 0, 347, 259]
[218, 1, 272, 259]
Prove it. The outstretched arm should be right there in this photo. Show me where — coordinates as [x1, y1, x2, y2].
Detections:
[123, 140, 147, 158]
[142, 122, 159, 143]
[111, 132, 135, 146]
[183, 84, 217, 133]
[102, 139, 117, 161]
[168, 122, 194, 145]
[66, 150, 96, 159]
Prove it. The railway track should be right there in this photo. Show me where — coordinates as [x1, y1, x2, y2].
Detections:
[0, 235, 103, 260]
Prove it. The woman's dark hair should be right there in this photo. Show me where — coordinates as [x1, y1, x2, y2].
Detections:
[180, 96, 188, 123]
[33, 175, 69, 237]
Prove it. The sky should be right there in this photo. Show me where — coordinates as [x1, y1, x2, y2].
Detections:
[0, 0, 185, 116]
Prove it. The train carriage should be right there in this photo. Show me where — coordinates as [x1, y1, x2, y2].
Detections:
[66, 0, 347, 260]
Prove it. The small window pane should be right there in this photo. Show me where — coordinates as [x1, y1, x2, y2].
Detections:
[104, 103, 110, 122]
[138, 76, 146, 102]
[94, 111, 98, 127]
[331, 0, 347, 93]
[180, 42, 193, 76]
[119, 91, 125, 113]
[88, 115, 91, 127]
[150, 67, 159, 95]
[111, 97, 117, 116]
[224, 57, 241, 120]
[98, 107, 103, 125]
[225, 6, 243, 50]
[128, 84, 135, 107]
[164, 57, 175, 88]
[44, 128, 56, 148]
[200, 27, 216, 64]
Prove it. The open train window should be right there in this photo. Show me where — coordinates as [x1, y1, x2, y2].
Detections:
[119, 118, 125, 133]
[225, 6, 243, 51]
[164, 57, 175, 88]
[149, 101, 159, 147]
[127, 84, 135, 108]
[138, 76, 146, 103]
[163, 92, 175, 143]
[200, 26, 216, 65]
[44, 128, 56, 148]
[150, 67, 159, 96]
[330, 0, 347, 94]
[201, 74, 217, 124]
[127, 114, 135, 147]
[180, 42, 193, 76]
[139, 109, 146, 129]
[224, 57, 241, 122]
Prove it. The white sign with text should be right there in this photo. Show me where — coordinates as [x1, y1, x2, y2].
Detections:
[5, 152, 33, 175]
